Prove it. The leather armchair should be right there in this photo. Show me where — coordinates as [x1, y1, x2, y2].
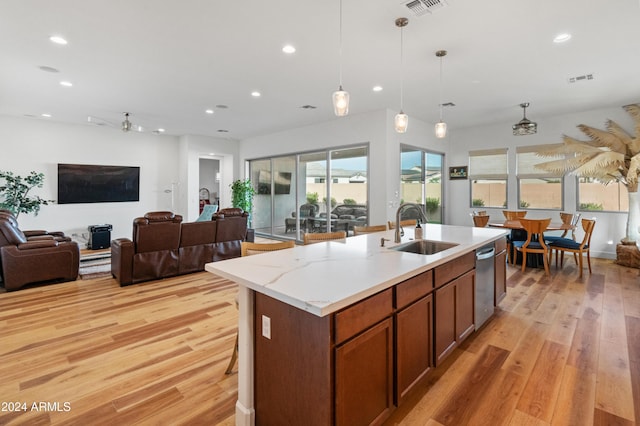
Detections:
[111, 211, 183, 286]
[0, 214, 79, 291]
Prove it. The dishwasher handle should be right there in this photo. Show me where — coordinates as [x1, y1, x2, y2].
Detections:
[476, 247, 495, 260]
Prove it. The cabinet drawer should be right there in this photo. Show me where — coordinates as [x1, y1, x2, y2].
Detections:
[396, 270, 433, 309]
[434, 251, 475, 289]
[335, 288, 393, 345]
[495, 237, 506, 253]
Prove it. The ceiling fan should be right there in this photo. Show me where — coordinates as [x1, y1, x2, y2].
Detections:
[87, 112, 145, 133]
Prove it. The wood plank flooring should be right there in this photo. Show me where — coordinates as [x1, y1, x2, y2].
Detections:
[0, 257, 638, 425]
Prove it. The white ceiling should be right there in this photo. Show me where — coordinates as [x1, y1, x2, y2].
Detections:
[2, 0, 640, 140]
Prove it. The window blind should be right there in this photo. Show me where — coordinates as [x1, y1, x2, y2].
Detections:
[516, 144, 563, 179]
[469, 148, 508, 179]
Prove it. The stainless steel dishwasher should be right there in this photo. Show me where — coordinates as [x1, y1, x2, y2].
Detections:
[475, 243, 495, 330]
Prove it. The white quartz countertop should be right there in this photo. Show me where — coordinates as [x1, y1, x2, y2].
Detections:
[205, 224, 509, 317]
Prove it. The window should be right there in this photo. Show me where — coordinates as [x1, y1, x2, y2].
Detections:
[469, 149, 507, 209]
[516, 145, 563, 210]
[578, 177, 628, 212]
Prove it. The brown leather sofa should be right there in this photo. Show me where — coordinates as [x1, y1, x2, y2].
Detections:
[111, 209, 248, 286]
[0, 211, 79, 291]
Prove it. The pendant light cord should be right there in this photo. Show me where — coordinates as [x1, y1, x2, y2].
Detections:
[338, 0, 343, 88]
[400, 25, 404, 111]
[439, 55, 443, 120]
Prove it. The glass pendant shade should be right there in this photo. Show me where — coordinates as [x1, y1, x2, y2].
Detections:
[435, 120, 447, 138]
[333, 88, 349, 116]
[395, 111, 408, 133]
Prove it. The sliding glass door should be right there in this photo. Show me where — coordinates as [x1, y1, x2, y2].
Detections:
[249, 144, 369, 241]
[400, 145, 444, 224]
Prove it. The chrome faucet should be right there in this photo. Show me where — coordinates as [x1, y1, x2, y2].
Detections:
[394, 202, 429, 243]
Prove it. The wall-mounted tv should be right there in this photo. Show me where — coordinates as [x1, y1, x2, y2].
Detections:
[57, 163, 140, 204]
[257, 170, 291, 195]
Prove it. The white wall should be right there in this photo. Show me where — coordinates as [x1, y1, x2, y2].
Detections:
[448, 105, 635, 259]
[0, 116, 181, 241]
[0, 116, 239, 242]
[239, 109, 449, 226]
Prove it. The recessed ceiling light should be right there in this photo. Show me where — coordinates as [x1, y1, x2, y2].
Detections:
[373, 86, 383, 92]
[41, 113, 52, 118]
[59, 81, 73, 87]
[205, 109, 214, 114]
[208, 152, 215, 156]
[49, 35, 68, 45]
[282, 45, 296, 54]
[251, 91, 261, 97]
[156, 128, 165, 133]
[216, 104, 229, 109]
[553, 33, 572, 43]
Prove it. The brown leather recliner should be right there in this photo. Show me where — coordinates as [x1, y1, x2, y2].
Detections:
[0, 213, 79, 291]
[178, 220, 217, 274]
[111, 211, 183, 286]
[213, 208, 249, 261]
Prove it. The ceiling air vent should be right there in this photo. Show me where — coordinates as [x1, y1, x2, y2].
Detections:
[568, 73, 594, 84]
[402, 0, 449, 17]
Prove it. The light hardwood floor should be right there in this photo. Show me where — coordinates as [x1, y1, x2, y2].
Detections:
[0, 257, 638, 425]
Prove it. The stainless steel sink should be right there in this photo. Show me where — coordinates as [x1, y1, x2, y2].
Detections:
[389, 239, 458, 255]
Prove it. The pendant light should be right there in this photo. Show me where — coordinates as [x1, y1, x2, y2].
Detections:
[395, 17, 409, 133]
[435, 50, 447, 138]
[332, 0, 349, 116]
[512, 102, 538, 135]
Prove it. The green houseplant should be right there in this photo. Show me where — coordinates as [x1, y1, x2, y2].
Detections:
[230, 179, 256, 222]
[0, 170, 53, 218]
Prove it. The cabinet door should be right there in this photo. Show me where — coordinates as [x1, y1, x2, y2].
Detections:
[335, 318, 394, 426]
[494, 249, 507, 305]
[396, 294, 433, 403]
[455, 270, 475, 342]
[434, 280, 456, 365]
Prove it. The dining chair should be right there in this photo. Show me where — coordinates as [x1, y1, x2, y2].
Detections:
[303, 231, 347, 245]
[387, 219, 416, 230]
[353, 224, 387, 236]
[513, 218, 552, 275]
[472, 214, 490, 227]
[548, 218, 596, 277]
[226, 240, 296, 374]
[503, 211, 528, 264]
[503, 210, 528, 220]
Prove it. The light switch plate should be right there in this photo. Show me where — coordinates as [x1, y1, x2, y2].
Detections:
[262, 315, 271, 339]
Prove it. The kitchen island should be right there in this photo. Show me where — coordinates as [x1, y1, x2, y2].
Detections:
[205, 223, 508, 426]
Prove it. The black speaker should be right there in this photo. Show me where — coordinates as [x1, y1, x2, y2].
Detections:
[88, 224, 112, 250]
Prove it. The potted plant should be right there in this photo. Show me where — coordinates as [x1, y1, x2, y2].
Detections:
[230, 178, 256, 223]
[0, 170, 53, 218]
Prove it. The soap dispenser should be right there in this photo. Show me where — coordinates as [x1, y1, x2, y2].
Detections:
[414, 218, 423, 240]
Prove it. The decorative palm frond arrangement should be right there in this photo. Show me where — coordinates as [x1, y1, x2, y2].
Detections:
[534, 103, 640, 242]
[535, 104, 640, 190]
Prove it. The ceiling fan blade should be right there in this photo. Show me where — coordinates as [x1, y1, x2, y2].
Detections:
[87, 115, 116, 127]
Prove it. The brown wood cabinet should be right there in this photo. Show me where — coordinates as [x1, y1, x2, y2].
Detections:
[336, 318, 393, 426]
[253, 252, 481, 425]
[434, 268, 475, 366]
[495, 237, 507, 305]
[396, 293, 433, 402]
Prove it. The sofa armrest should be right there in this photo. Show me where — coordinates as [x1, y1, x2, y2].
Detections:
[111, 238, 134, 285]
[16, 240, 58, 250]
[23, 230, 49, 237]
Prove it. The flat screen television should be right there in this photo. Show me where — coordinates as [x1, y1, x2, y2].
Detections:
[257, 170, 291, 195]
[57, 163, 140, 204]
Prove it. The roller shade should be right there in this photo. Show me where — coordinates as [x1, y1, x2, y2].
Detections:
[517, 144, 563, 179]
[469, 148, 508, 179]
